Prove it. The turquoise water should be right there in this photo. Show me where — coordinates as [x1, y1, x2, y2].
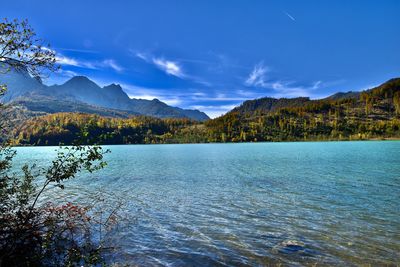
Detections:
[13, 142, 400, 266]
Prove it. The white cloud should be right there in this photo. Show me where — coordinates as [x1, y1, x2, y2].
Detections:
[312, 80, 322, 89]
[134, 52, 185, 78]
[56, 54, 97, 69]
[161, 98, 182, 106]
[135, 52, 148, 61]
[190, 104, 238, 118]
[117, 83, 184, 106]
[192, 92, 206, 97]
[152, 58, 184, 78]
[56, 47, 99, 54]
[245, 62, 327, 98]
[191, 95, 249, 101]
[269, 81, 311, 98]
[128, 93, 182, 106]
[59, 69, 78, 78]
[102, 59, 123, 72]
[235, 89, 263, 98]
[56, 55, 82, 67]
[268, 80, 326, 98]
[245, 62, 269, 87]
[45, 69, 79, 86]
[56, 54, 123, 72]
[134, 51, 211, 85]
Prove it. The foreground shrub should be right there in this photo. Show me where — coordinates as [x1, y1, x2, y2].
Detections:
[0, 145, 115, 266]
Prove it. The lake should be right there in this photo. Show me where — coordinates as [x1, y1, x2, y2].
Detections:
[13, 141, 400, 266]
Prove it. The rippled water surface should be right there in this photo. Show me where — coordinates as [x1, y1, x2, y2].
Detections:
[13, 142, 400, 266]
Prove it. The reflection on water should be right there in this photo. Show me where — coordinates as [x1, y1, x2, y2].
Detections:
[13, 141, 400, 266]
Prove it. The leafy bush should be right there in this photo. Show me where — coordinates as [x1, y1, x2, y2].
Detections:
[0, 144, 115, 266]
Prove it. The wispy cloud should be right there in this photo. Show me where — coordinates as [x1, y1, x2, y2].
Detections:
[312, 80, 322, 89]
[135, 52, 148, 61]
[284, 11, 296, 21]
[119, 81, 244, 112]
[245, 62, 325, 98]
[134, 51, 211, 85]
[191, 94, 249, 102]
[268, 80, 323, 98]
[152, 58, 184, 78]
[58, 69, 78, 78]
[117, 82, 185, 106]
[102, 59, 124, 72]
[135, 52, 185, 78]
[45, 69, 79, 86]
[245, 62, 269, 87]
[56, 54, 96, 69]
[190, 104, 238, 118]
[130, 93, 182, 106]
[56, 47, 99, 54]
[269, 81, 311, 97]
[56, 53, 123, 72]
[55, 55, 79, 67]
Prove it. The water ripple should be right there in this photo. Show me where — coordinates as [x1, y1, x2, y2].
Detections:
[12, 141, 400, 266]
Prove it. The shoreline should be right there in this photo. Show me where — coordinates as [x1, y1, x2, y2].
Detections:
[9, 137, 400, 147]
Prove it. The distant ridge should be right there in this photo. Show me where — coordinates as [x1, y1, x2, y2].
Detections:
[226, 78, 400, 118]
[325, 91, 360, 101]
[230, 97, 311, 115]
[0, 69, 209, 121]
[202, 77, 400, 142]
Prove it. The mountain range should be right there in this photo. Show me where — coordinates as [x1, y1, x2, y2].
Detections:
[6, 77, 400, 145]
[0, 68, 209, 121]
[1, 63, 400, 144]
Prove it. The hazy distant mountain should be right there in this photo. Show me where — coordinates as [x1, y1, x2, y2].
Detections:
[0, 69, 209, 121]
[0, 67, 45, 102]
[11, 94, 138, 118]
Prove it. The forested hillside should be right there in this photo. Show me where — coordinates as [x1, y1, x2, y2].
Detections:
[9, 78, 400, 145]
[205, 78, 400, 142]
[11, 113, 205, 145]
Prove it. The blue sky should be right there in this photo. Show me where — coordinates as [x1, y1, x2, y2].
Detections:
[3, 0, 400, 117]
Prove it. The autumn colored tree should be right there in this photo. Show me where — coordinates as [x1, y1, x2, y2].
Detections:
[394, 91, 400, 115]
[0, 19, 113, 266]
[0, 18, 58, 77]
